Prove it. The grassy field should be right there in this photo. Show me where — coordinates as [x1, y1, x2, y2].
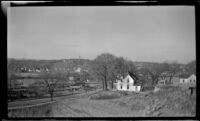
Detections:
[8, 89, 82, 108]
[7, 89, 101, 117]
[7, 85, 196, 117]
[52, 85, 196, 117]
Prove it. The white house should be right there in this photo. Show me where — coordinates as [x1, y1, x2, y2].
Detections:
[187, 74, 196, 84]
[179, 74, 196, 84]
[114, 72, 142, 92]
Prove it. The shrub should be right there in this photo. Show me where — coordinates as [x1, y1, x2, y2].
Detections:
[28, 85, 47, 97]
[118, 91, 140, 97]
[142, 85, 155, 92]
[160, 85, 180, 91]
[90, 91, 121, 100]
[118, 91, 129, 96]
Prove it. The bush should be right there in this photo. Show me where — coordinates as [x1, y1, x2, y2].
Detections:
[28, 86, 47, 97]
[90, 91, 121, 100]
[160, 85, 180, 91]
[142, 85, 155, 92]
[118, 91, 140, 97]
[118, 91, 130, 96]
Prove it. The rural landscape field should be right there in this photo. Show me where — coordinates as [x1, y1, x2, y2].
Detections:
[7, 57, 196, 117]
[7, 5, 196, 118]
[3, 119, 197, 121]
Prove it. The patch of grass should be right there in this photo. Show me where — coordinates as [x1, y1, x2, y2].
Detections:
[8, 102, 55, 117]
[131, 102, 145, 111]
[118, 102, 127, 107]
[90, 91, 121, 100]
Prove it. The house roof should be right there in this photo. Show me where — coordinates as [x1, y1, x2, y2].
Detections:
[179, 73, 190, 78]
[128, 71, 142, 85]
[188, 74, 196, 79]
[128, 71, 139, 81]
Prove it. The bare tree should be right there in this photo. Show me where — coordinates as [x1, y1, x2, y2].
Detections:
[167, 62, 180, 84]
[44, 79, 58, 101]
[109, 57, 127, 89]
[91, 53, 116, 91]
[185, 60, 196, 75]
[144, 63, 165, 86]
[158, 62, 180, 84]
[159, 63, 170, 84]
[41, 73, 60, 101]
[110, 57, 138, 89]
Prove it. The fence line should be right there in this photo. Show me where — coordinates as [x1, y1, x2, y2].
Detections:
[8, 100, 56, 110]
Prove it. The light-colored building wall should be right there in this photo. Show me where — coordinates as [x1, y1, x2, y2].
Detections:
[187, 74, 196, 83]
[115, 83, 141, 92]
[123, 75, 134, 84]
[180, 78, 189, 83]
[129, 85, 141, 92]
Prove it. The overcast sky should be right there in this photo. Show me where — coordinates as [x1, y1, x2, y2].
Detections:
[7, 6, 195, 64]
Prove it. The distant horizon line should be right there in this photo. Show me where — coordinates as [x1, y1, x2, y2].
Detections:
[7, 57, 195, 65]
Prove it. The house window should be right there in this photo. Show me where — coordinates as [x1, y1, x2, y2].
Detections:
[121, 84, 123, 89]
[182, 79, 184, 83]
[127, 84, 129, 90]
[127, 78, 129, 83]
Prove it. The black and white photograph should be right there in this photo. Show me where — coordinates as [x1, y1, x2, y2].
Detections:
[6, 1, 196, 117]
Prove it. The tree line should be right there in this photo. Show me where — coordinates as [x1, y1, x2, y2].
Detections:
[90, 53, 196, 91]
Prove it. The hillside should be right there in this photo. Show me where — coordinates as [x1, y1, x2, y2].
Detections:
[7, 58, 92, 73]
[7, 58, 195, 77]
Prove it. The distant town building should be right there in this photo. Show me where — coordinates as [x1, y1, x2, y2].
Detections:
[69, 76, 74, 81]
[75, 67, 81, 73]
[35, 68, 41, 72]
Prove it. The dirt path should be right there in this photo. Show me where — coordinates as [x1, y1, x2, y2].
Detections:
[52, 88, 196, 117]
[52, 96, 146, 117]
